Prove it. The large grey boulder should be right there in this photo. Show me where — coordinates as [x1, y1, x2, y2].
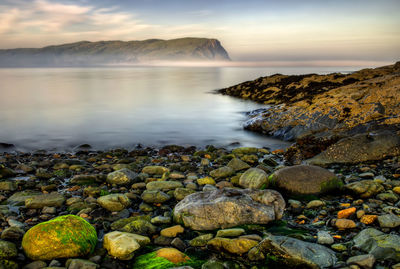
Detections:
[173, 188, 285, 230]
[307, 132, 400, 165]
[269, 165, 342, 195]
[353, 228, 400, 262]
[248, 235, 337, 269]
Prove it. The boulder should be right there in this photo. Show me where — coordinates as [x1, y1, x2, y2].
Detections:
[173, 188, 285, 230]
[307, 132, 400, 165]
[239, 168, 268, 189]
[353, 228, 400, 262]
[248, 235, 337, 268]
[269, 165, 342, 195]
[22, 215, 97, 260]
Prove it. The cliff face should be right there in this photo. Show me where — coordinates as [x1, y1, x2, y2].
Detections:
[0, 38, 231, 67]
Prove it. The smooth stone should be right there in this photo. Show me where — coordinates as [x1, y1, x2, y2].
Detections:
[189, 234, 214, 247]
[146, 181, 183, 191]
[106, 168, 137, 185]
[306, 200, 326, 208]
[22, 215, 97, 260]
[142, 166, 169, 175]
[97, 194, 130, 212]
[335, 219, 357, 229]
[209, 166, 234, 179]
[173, 188, 285, 230]
[248, 235, 337, 268]
[232, 147, 258, 155]
[207, 237, 258, 254]
[173, 188, 196, 201]
[197, 177, 216, 186]
[269, 165, 342, 195]
[353, 228, 400, 262]
[160, 225, 184, 237]
[70, 175, 99, 185]
[22, 261, 47, 269]
[317, 231, 334, 245]
[346, 254, 375, 269]
[216, 228, 245, 238]
[227, 158, 251, 172]
[103, 231, 149, 260]
[120, 219, 157, 235]
[25, 193, 66, 209]
[345, 180, 384, 198]
[151, 216, 171, 224]
[7, 190, 42, 205]
[141, 190, 171, 203]
[66, 259, 98, 269]
[378, 214, 400, 228]
[0, 181, 17, 191]
[239, 168, 268, 189]
[1, 226, 25, 240]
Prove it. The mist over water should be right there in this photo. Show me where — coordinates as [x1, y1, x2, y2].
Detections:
[0, 66, 356, 152]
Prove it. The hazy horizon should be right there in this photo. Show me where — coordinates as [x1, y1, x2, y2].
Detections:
[0, 0, 399, 65]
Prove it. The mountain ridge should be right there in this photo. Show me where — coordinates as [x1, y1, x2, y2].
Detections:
[0, 37, 231, 67]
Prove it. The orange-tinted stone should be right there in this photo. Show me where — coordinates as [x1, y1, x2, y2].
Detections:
[340, 203, 351, 208]
[156, 248, 190, 264]
[337, 207, 356, 219]
[335, 219, 356, 229]
[360, 214, 377, 225]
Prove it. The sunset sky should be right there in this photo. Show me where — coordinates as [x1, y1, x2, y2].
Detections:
[0, 0, 399, 64]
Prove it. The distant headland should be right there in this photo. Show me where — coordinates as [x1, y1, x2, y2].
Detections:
[0, 38, 231, 67]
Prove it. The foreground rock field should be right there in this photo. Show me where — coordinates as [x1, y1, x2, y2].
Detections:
[0, 145, 400, 268]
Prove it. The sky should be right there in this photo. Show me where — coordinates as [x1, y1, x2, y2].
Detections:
[0, 0, 399, 64]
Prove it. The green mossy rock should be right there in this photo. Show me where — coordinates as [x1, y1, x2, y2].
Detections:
[22, 215, 97, 260]
[132, 248, 203, 269]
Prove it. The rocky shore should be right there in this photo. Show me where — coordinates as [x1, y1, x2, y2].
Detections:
[0, 145, 399, 269]
[218, 61, 400, 164]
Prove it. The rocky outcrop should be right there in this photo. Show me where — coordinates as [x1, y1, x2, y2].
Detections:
[0, 38, 230, 67]
[173, 188, 285, 230]
[219, 61, 400, 163]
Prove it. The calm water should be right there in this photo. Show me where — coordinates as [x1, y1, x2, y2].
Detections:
[0, 66, 354, 152]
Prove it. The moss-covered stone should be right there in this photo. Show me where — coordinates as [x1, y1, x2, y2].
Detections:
[22, 215, 97, 260]
[132, 248, 203, 269]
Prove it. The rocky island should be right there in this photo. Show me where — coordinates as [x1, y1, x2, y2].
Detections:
[0, 38, 230, 67]
[0, 63, 399, 269]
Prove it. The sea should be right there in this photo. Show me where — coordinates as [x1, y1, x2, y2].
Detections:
[0, 66, 357, 152]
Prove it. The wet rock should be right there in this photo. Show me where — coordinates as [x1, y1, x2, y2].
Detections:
[209, 166, 234, 179]
[142, 166, 169, 175]
[207, 237, 258, 255]
[0, 165, 16, 179]
[22, 215, 97, 260]
[308, 132, 400, 165]
[0, 240, 18, 259]
[189, 234, 213, 247]
[353, 228, 400, 262]
[132, 248, 193, 268]
[97, 194, 130, 212]
[173, 188, 285, 230]
[317, 231, 334, 245]
[238, 168, 268, 189]
[103, 231, 149, 260]
[377, 214, 400, 228]
[22, 261, 47, 269]
[66, 259, 98, 269]
[7, 190, 42, 205]
[1, 226, 25, 240]
[106, 168, 137, 185]
[248, 235, 337, 268]
[227, 158, 251, 172]
[335, 219, 357, 229]
[197, 177, 216, 186]
[120, 219, 157, 235]
[174, 188, 196, 201]
[25, 193, 66, 209]
[0, 181, 17, 191]
[146, 181, 183, 191]
[232, 147, 258, 155]
[141, 190, 171, 203]
[269, 165, 341, 195]
[216, 228, 245, 238]
[345, 180, 384, 198]
[306, 200, 325, 208]
[346, 254, 375, 269]
[160, 225, 184, 237]
[70, 175, 99, 185]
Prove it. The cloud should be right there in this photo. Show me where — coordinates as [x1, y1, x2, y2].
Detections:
[0, 0, 157, 48]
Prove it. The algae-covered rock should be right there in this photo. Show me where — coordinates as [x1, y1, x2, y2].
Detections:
[107, 168, 137, 185]
[22, 215, 97, 260]
[0, 240, 18, 259]
[173, 188, 285, 230]
[132, 248, 202, 269]
[97, 193, 130, 212]
[209, 166, 234, 179]
[239, 168, 268, 189]
[345, 180, 384, 198]
[142, 166, 169, 175]
[207, 237, 258, 254]
[146, 181, 183, 191]
[269, 165, 342, 195]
